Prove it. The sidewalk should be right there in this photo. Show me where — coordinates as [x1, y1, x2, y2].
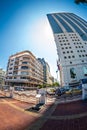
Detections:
[28, 99, 87, 130]
[0, 92, 87, 130]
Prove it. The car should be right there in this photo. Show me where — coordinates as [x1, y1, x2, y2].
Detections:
[60, 88, 66, 94]
[55, 87, 65, 96]
[65, 88, 82, 95]
[65, 88, 72, 95]
[64, 86, 70, 91]
[76, 85, 82, 90]
[72, 88, 82, 95]
[55, 88, 61, 96]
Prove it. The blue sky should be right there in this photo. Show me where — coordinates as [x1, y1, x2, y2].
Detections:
[0, 0, 87, 79]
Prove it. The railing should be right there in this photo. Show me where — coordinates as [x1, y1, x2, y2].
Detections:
[13, 91, 37, 103]
[0, 90, 11, 97]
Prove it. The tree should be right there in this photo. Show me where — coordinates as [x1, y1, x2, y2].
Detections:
[75, 0, 87, 4]
[52, 82, 60, 87]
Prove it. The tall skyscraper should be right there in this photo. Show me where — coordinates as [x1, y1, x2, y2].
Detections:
[47, 13, 87, 87]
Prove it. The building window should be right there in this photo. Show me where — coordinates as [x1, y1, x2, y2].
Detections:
[9, 72, 12, 74]
[64, 56, 67, 59]
[68, 56, 71, 58]
[9, 68, 12, 70]
[23, 57, 29, 60]
[11, 59, 14, 62]
[21, 66, 28, 69]
[70, 68, 76, 79]
[72, 55, 75, 58]
[71, 51, 73, 53]
[21, 71, 29, 75]
[9, 77, 12, 79]
[22, 61, 28, 64]
[20, 77, 26, 79]
[83, 67, 87, 76]
[70, 61, 72, 64]
[65, 47, 68, 49]
[10, 64, 13, 66]
[82, 55, 84, 57]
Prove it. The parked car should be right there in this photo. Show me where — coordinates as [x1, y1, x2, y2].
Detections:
[65, 88, 72, 95]
[76, 85, 82, 90]
[55, 87, 66, 96]
[55, 88, 61, 96]
[65, 88, 82, 95]
[72, 88, 82, 95]
[64, 86, 70, 91]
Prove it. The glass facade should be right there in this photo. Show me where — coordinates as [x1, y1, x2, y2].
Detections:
[71, 13, 87, 27]
[47, 14, 63, 33]
[47, 13, 87, 41]
[54, 14, 73, 33]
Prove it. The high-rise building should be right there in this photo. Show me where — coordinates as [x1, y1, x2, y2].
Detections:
[47, 13, 87, 87]
[5, 51, 44, 87]
[38, 58, 54, 85]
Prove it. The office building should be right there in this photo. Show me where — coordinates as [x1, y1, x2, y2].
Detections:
[47, 13, 87, 86]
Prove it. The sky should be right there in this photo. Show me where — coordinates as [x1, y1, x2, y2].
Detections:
[0, 0, 87, 80]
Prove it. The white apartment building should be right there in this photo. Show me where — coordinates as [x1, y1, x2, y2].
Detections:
[5, 50, 44, 87]
[0, 68, 5, 86]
